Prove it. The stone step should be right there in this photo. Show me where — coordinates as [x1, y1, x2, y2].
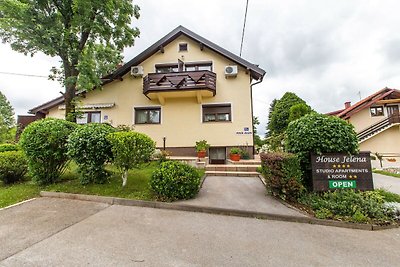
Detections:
[205, 171, 260, 177]
[205, 165, 260, 172]
[227, 159, 261, 165]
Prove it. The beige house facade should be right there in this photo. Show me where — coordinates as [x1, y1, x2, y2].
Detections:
[329, 88, 400, 155]
[27, 26, 266, 163]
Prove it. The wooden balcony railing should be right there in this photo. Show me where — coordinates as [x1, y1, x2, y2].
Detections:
[357, 114, 400, 141]
[143, 70, 216, 95]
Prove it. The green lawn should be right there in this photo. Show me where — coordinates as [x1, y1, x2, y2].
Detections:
[0, 161, 205, 209]
[373, 169, 400, 178]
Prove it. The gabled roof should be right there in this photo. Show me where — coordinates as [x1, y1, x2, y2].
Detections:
[30, 25, 266, 114]
[334, 87, 400, 119]
[106, 25, 266, 81]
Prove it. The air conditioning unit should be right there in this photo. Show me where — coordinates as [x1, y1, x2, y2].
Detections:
[224, 65, 238, 77]
[130, 66, 144, 77]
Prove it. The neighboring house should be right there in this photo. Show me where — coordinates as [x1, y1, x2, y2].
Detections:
[329, 87, 400, 155]
[26, 26, 266, 163]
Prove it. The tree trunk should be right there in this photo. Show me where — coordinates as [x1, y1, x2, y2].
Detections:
[63, 61, 78, 122]
[122, 170, 128, 187]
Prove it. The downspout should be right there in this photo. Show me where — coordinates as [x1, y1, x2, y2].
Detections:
[250, 73, 265, 156]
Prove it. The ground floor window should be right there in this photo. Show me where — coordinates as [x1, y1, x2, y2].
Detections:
[202, 104, 231, 122]
[77, 111, 101, 124]
[135, 107, 161, 124]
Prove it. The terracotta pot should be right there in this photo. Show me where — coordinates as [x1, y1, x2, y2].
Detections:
[230, 154, 241, 161]
[197, 150, 206, 158]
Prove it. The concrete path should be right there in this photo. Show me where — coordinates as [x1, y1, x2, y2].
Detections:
[178, 176, 306, 217]
[0, 197, 108, 261]
[1, 198, 400, 266]
[374, 173, 400, 195]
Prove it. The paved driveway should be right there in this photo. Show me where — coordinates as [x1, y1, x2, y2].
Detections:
[1, 198, 400, 266]
[374, 173, 400, 194]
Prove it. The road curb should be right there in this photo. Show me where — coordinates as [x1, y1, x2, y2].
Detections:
[39, 191, 398, 231]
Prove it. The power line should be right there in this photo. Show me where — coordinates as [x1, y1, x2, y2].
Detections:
[0, 71, 48, 78]
[239, 0, 249, 57]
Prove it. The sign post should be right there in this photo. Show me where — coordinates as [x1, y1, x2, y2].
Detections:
[311, 152, 374, 192]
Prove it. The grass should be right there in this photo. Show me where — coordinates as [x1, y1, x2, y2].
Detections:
[0, 161, 205, 209]
[373, 169, 400, 178]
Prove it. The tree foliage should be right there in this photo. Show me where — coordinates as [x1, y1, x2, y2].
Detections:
[253, 116, 263, 148]
[286, 113, 359, 187]
[0, 0, 140, 121]
[267, 92, 307, 135]
[107, 131, 155, 187]
[288, 103, 313, 123]
[265, 98, 277, 138]
[0, 91, 15, 142]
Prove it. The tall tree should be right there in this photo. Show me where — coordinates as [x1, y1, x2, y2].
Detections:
[267, 92, 307, 135]
[0, 0, 140, 121]
[253, 116, 263, 147]
[0, 91, 15, 142]
[265, 98, 277, 138]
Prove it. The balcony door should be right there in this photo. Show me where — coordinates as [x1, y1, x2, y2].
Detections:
[387, 105, 399, 116]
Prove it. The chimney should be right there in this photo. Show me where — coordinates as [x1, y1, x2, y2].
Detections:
[344, 101, 351, 109]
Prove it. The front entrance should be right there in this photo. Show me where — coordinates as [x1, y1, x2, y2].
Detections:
[387, 105, 399, 116]
[209, 147, 226, 164]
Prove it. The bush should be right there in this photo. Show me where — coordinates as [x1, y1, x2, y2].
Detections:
[150, 161, 201, 200]
[0, 143, 19, 152]
[107, 131, 155, 186]
[288, 103, 313, 123]
[68, 123, 116, 184]
[0, 151, 28, 184]
[286, 113, 359, 187]
[19, 118, 77, 185]
[260, 152, 304, 200]
[298, 190, 395, 223]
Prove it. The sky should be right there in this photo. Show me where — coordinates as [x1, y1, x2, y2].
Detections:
[1, 0, 400, 136]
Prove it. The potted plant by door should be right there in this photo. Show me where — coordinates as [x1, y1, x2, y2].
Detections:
[195, 140, 210, 158]
[230, 147, 241, 161]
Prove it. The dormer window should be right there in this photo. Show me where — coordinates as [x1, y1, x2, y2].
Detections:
[179, 43, 188, 52]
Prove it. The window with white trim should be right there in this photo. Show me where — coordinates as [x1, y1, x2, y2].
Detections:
[76, 111, 101, 124]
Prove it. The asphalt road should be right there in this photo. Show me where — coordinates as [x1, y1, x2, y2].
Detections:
[1, 198, 400, 267]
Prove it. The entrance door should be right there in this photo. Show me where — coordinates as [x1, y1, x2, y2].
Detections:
[209, 147, 226, 164]
[387, 105, 399, 116]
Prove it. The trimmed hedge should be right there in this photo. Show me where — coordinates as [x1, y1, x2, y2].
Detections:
[19, 118, 77, 185]
[260, 152, 304, 200]
[68, 123, 116, 184]
[286, 113, 359, 187]
[0, 143, 19, 153]
[150, 161, 201, 200]
[0, 151, 28, 184]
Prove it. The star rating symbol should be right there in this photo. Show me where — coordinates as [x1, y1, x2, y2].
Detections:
[347, 164, 350, 168]
[333, 164, 336, 168]
[349, 175, 352, 179]
[342, 164, 346, 168]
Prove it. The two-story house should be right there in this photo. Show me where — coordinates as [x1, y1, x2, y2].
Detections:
[26, 26, 266, 163]
[329, 87, 400, 155]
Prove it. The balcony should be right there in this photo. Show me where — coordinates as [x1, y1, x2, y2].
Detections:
[143, 70, 216, 104]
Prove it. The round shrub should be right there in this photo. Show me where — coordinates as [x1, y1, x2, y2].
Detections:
[19, 118, 77, 185]
[0, 151, 28, 184]
[0, 143, 19, 153]
[68, 123, 116, 184]
[107, 131, 155, 187]
[286, 113, 359, 187]
[150, 161, 201, 200]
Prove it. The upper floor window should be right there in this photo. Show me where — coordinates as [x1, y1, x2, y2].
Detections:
[179, 43, 188, 52]
[202, 104, 231, 122]
[185, 61, 212, 72]
[370, 106, 384, 117]
[155, 61, 213, 73]
[77, 111, 101, 124]
[135, 107, 161, 124]
[155, 64, 179, 73]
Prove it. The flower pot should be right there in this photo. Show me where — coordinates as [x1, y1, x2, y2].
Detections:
[230, 153, 240, 161]
[197, 150, 206, 158]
